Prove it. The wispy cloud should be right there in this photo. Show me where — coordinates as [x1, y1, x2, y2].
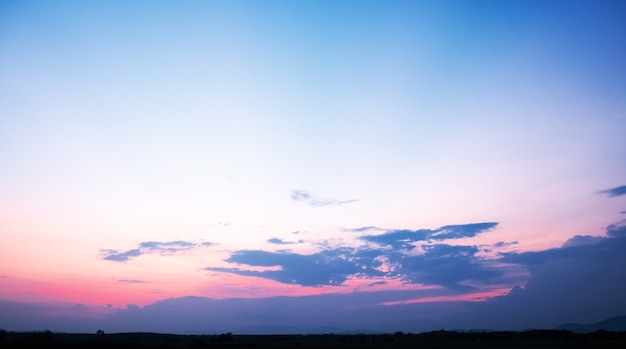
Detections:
[267, 238, 304, 245]
[346, 226, 384, 233]
[101, 249, 143, 262]
[139, 241, 196, 255]
[101, 240, 214, 262]
[597, 185, 626, 197]
[360, 222, 498, 250]
[118, 279, 146, 284]
[291, 190, 358, 207]
[492, 241, 518, 248]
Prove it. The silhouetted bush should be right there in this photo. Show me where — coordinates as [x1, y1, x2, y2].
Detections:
[216, 332, 233, 342]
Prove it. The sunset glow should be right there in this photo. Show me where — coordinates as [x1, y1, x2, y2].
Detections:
[1, 0, 626, 334]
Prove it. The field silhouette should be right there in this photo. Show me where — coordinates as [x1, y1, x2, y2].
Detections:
[2, 329, 626, 348]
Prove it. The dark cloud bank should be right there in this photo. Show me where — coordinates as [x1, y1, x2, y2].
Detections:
[3, 224, 625, 334]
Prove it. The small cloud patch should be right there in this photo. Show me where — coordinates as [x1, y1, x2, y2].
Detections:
[347, 226, 384, 233]
[597, 185, 626, 197]
[291, 190, 358, 207]
[102, 249, 143, 262]
[267, 238, 304, 245]
[492, 241, 518, 248]
[139, 241, 196, 255]
[118, 279, 146, 284]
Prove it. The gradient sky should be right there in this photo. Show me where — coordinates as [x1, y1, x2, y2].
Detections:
[1, 0, 626, 334]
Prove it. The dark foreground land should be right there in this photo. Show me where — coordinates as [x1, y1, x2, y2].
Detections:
[1, 329, 626, 349]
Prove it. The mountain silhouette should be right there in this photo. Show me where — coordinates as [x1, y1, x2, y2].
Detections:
[556, 316, 626, 333]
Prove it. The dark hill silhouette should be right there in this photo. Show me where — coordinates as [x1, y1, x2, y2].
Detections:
[556, 315, 626, 332]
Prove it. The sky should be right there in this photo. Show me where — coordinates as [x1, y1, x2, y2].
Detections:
[1, 0, 626, 334]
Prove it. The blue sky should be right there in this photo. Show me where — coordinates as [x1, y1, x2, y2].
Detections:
[1, 0, 626, 333]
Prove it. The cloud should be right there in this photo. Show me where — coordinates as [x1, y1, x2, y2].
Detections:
[98, 226, 626, 335]
[291, 190, 311, 201]
[101, 240, 214, 262]
[492, 241, 518, 248]
[597, 185, 626, 197]
[207, 248, 384, 286]
[360, 229, 429, 250]
[118, 279, 146, 284]
[367, 281, 388, 286]
[499, 222, 626, 270]
[101, 249, 143, 262]
[561, 235, 604, 248]
[267, 238, 289, 244]
[387, 244, 504, 290]
[606, 223, 626, 238]
[468, 223, 626, 330]
[139, 241, 196, 255]
[267, 238, 304, 245]
[291, 190, 358, 207]
[347, 226, 383, 233]
[6, 224, 626, 334]
[126, 304, 140, 311]
[499, 225, 626, 267]
[210, 222, 506, 290]
[360, 222, 498, 250]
